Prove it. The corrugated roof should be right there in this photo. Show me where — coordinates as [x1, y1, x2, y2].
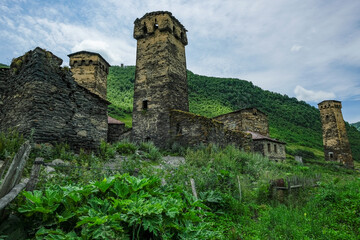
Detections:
[108, 116, 125, 125]
[245, 131, 286, 144]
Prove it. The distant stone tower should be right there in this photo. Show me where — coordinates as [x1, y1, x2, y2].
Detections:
[68, 51, 110, 99]
[132, 11, 189, 147]
[318, 100, 353, 168]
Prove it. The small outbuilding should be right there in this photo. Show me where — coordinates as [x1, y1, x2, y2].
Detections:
[246, 131, 286, 162]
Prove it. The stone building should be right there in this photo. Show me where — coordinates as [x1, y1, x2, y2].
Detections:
[213, 108, 269, 136]
[0, 47, 109, 149]
[318, 100, 353, 168]
[131, 11, 253, 150]
[68, 51, 110, 100]
[246, 131, 286, 162]
[132, 11, 189, 147]
[213, 108, 286, 161]
[107, 116, 127, 143]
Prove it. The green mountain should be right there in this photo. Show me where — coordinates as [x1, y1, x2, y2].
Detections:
[107, 66, 360, 161]
[0, 63, 9, 68]
[351, 122, 360, 131]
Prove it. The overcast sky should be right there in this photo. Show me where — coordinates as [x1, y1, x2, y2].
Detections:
[1, 0, 359, 123]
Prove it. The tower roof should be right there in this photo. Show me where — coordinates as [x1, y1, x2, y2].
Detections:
[134, 11, 187, 32]
[318, 100, 341, 105]
[68, 51, 110, 67]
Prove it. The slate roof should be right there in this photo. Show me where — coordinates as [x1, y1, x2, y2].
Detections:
[245, 131, 286, 144]
[108, 116, 125, 125]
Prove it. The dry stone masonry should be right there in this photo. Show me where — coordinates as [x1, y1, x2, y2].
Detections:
[132, 11, 189, 147]
[318, 100, 353, 168]
[0, 47, 109, 149]
[68, 51, 110, 100]
[131, 11, 254, 151]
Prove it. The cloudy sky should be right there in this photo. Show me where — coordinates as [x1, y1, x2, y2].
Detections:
[1, 0, 359, 123]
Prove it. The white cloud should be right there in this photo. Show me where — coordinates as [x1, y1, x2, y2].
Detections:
[294, 85, 335, 102]
[291, 45, 303, 52]
[1, 0, 360, 121]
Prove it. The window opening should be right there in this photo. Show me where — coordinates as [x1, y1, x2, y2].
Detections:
[143, 23, 147, 34]
[329, 152, 334, 159]
[142, 100, 148, 110]
[274, 144, 277, 153]
[267, 143, 271, 153]
[176, 123, 182, 134]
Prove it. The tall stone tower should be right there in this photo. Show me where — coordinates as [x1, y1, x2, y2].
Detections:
[68, 51, 110, 99]
[132, 11, 189, 147]
[318, 100, 353, 168]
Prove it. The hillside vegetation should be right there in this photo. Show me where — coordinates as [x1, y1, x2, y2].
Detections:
[351, 121, 360, 131]
[1, 130, 359, 239]
[0, 63, 9, 68]
[107, 66, 360, 161]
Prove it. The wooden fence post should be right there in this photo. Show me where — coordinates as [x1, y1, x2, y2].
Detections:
[0, 141, 31, 218]
[26, 158, 44, 192]
[190, 178, 198, 200]
[0, 141, 31, 198]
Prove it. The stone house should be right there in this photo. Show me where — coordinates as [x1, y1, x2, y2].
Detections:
[107, 116, 127, 143]
[213, 108, 286, 161]
[213, 108, 269, 136]
[246, 131, 286, 162]
[0, 47, 109, 149]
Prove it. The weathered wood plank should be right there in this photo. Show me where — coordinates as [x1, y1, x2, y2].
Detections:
[0, 178, 29, 210]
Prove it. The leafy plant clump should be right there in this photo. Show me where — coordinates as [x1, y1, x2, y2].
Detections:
[18, 174, 225, 239]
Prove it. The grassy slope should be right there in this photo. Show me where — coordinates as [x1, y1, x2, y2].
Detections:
[107, 66, 360, 161]
[0, 63, 9, 68]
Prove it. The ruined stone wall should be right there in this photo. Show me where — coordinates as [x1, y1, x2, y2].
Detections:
[108, 124, 126, 143]
[132, 11, 189, 147]
[318, 100, 353, 168]
[213, 108, 269, 136]
[0, 47, 108, 149]
[68, 51, 110, 100]
[253, 140, 286, 162]
[169, 110, 253, 151]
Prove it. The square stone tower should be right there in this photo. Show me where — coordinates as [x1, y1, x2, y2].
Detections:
[68, 51, 110, 99]
[318, 100, 353, 168]
[132, 11, 189, 147]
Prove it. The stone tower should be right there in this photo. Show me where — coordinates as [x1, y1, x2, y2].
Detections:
[318, 100, 353, 168]
[132, 11, 189, 147]
[68, 51, 110, 99]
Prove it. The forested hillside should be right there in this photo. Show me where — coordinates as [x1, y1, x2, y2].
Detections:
[351, 122, 360, 131]
[0, 63, 9, 68]
[107, 66, 360, 161]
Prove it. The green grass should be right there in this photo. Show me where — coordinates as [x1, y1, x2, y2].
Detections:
[0, 63, 9, 68]
[0, 129, 358, 239]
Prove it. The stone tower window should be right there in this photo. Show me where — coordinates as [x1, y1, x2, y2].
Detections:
[142, 100, 148, 110]
[143, 23, 147, 34]
[154, 19, 158, 30]
[267, 143, 271, 153]
[180, 32, 184, 39]
[173, 26, 176, 33]
[329, 152, 334, 159]
[81, 60, 85, 65]
[274, 144, 277, 153]
[89, 60, 93, 65]
[73, 60, 78, 66]
[176, 123, 182, 135]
